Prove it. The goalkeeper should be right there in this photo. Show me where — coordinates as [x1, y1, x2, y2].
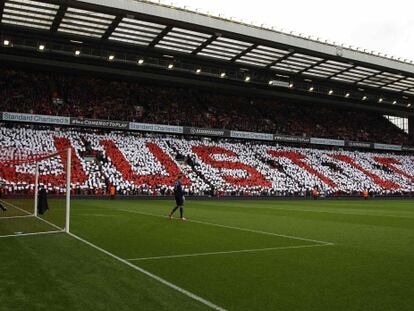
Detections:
[168, 174, 186, 220]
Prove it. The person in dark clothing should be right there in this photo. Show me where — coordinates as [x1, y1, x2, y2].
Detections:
[168, 174, 186, 220]
[38, 188, 49, 215]
[0, 183, 7, 212]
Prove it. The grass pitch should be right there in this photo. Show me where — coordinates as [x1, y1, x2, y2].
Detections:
[1, 199, 413, 311]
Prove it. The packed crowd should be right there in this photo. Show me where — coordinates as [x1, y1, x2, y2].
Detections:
[0, 126, 413, 197]
[0, 68, 409, 145]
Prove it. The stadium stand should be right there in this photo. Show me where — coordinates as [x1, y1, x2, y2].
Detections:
[0, 68, 409, 145]
[0, 126, 413, 197]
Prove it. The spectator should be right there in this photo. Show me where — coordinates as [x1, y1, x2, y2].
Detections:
[0, 126, 413, 197]
[0, 68, 409, 145]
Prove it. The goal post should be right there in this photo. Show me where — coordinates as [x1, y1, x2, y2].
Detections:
[0, 148, 72, 238]
[34, 162, 39, 217]
[65, 148, 71, 233]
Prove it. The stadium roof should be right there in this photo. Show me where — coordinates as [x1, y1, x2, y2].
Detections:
[1, 0, 414, 98]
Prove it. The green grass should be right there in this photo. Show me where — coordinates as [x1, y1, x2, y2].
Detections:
[1, 199, 414, 310]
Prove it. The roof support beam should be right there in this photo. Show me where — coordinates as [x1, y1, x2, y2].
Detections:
[102, 15, 122, 40]
[381, 75, 410, 90]
[265, 51, 293, 69]
[327, 64, 356, 79]
[297, 58, 326, 75]
[329, 67, 375, 85]
[192, 34, 218, 55]
[149, 25, 172, 48]
[357, 71, 387, 87]
[0, 1, 5, 19]
[230, 44, 257, 62]
[50, 4, 67, 33]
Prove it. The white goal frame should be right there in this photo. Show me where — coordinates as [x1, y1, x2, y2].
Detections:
[0, 148, 72, 236]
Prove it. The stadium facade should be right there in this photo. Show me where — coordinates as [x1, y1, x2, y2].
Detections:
[1, 0, 414, 114]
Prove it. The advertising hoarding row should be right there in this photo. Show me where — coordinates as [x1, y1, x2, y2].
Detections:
[1, 112, 411, 152]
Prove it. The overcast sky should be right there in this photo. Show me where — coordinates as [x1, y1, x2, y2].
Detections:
[155, 0, 414, 61]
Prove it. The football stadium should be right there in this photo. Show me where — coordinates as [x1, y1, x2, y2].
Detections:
[0, 0, 413, 310]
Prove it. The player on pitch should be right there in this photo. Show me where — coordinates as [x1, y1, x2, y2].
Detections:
[168, 174, 186, 220]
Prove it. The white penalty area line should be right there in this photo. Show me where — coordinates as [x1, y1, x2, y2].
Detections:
[68, 232, 227, 311]
[2, 200, 64, 232]
[127, 243, 333, 262]
[0, 230, 62, 239]
[118, 209, 335, 246]
[0, 200, 64, 238]
[0, 214, 33, 220]
[234, 205, 414, 220]
[73, 213, 123, 218]
[0, 200, 63, 238]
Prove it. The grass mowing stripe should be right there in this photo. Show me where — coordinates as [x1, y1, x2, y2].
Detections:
[67, 232, 227, 311]
[127, 243, 333, 261]
[118, 208, 335, 245]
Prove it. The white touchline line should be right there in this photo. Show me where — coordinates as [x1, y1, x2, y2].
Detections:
[127, 243, 333, 261]
[68, 232, 227, 311]
[118, 209, 335, 245]
[0, 230, 62, 239]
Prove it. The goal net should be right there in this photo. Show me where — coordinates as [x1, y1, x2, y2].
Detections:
[0, 147, 71, 238]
